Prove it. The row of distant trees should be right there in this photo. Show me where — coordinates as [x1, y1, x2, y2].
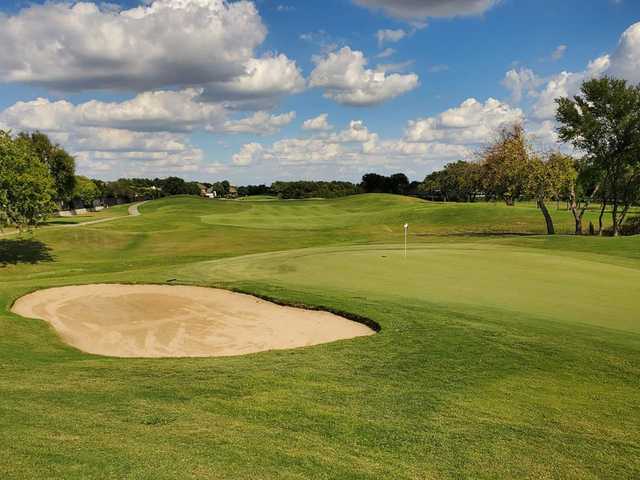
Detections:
[90, 177, 201, 204]
[234, 174, 422, 200]
[420, 77, 640, 236]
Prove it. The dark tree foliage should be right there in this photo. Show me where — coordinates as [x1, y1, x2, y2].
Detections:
[159, 176, 189, 195]
[209, 180, 230, 196]
[360, 173, 410, 194]
[237, 184, 273, 196]
[420, 161, 483, 202]
[388, 173, 410, 194]
[271, 181, 360, 199]
[360, 173, 387, 193]
[93, 176, 199, 204]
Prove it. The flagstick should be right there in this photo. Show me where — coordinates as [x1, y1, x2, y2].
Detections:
[403, 223, 408, 258]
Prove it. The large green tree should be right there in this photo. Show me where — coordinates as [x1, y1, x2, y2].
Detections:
[525, 153, 576, 235]
[481, 124, 530, 206]
[0, 131, 56, 230]
[18, 131, 76, 203]
[556, 77, 640, 236]
[421, 161, 483, 202]
[72, 176, 101, 207]
[479, 124, 576, 235]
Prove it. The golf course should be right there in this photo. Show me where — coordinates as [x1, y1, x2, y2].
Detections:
[1, 194, 639, 479]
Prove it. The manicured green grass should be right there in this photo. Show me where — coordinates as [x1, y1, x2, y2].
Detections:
[0, 204, 131, 238]
[1, 194, 639, 479]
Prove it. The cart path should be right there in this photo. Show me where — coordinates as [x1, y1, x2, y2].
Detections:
[1, 201, 147, 237]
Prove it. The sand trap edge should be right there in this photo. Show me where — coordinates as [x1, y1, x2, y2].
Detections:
[226, 286, 382, 333]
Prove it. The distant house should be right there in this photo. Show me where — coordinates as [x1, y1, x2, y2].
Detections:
[199, 184, 218, 199]
[227, 186, 238, 198]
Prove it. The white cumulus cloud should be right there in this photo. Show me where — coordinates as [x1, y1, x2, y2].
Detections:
[510, 22, 640, 120]
[502, 68, 544, 102]
[231, 115, 476, 177]
[532, 55, 610, 119]
[608, 21, 640, 83]
[405, 98, 524, 144]
[309, 47, 419, 106]
[199, 54, 306, 109]
[0, 0, 266, 91]
[1, 90, 227, 133]
[0, 90, 293, 178]
[302, 114, 334, 131]
[223, 111, 296, 135]
[376, 29, 407, 46]
[232, 142, 264, 165]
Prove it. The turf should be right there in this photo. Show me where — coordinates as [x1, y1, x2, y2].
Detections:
[1, 194, 639, 479]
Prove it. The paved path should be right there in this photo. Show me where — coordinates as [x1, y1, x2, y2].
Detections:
[1, 201, 147, 238]
[127, 201, 146, 216]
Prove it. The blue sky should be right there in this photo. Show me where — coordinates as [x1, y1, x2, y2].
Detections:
[0, 0, 639, 184]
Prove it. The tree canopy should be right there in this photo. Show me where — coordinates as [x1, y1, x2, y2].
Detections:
[420, 161, 483, 202]
[72, 176, 101, 206]
[18, 131, 76, 203]
[361, 173, 410, 194]
[0, 131, 56, 230]
[556, 76, 640, 235]
[480, 124, 530, 206]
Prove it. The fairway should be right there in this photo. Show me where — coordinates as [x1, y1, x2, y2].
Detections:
[1, 195, 639, 479]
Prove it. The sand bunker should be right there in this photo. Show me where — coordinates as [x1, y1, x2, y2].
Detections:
[11, 284, 375, 358]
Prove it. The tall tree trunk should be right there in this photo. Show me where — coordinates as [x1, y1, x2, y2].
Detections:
[612, 202, 619, 236]
[538, 198, 555, 235]
[574, 216, 583, 235]
[569, 183, 600, 236]
[610, 171, 621, 236]
[619, 204, 631, 227]
[569, 185, 582, 235]
[598, 200, 607, 236]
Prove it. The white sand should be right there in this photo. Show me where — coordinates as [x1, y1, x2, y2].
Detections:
[11, 284, 374, 358]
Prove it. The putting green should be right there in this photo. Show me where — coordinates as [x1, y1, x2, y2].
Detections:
[183, 243, 640, 334]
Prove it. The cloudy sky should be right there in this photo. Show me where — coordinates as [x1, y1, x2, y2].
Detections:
[0, 0, 639, 184]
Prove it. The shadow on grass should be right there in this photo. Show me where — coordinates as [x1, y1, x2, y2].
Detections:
[0, 238, 54, 266]
[44, 220, 77, 225]
[414, 232, 541, 238]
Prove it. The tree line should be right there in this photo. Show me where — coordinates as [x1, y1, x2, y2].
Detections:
[91, 177, 201, 204]
[232, 176, 419, 200]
